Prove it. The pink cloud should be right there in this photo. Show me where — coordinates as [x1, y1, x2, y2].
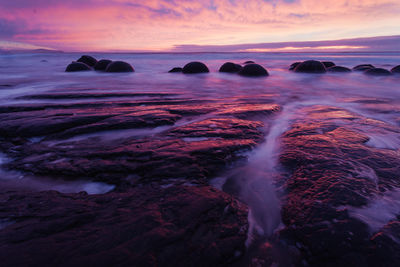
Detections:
[0, 0, 399, 51]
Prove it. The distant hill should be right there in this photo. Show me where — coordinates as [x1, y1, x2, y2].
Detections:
[0, 48, 63, 54]
[0, 41, 63, 54]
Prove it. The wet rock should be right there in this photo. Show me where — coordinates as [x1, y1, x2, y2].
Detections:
[353, 64, 375, 72]
[322, 61, 335, 68]
[217, 103, 280, 119]
[289, 62, 301, 71]
[105, 61, 134, 73]
[238, 64, 269, 77]
[294, 60, 327, 73]
[0, 185, 248, 267]
[182, 62, 209, 74]
[244, 61, 255, 64]
[94, 59, 112, 71]
[391, 65, 400, 74]
[77, 55, 97, 67]
[369, 221, 400, 266]
[0, 94, 275, 186]
[65, 62, 91, 72]
[278, 105, 400, 266]
[364, 68, 392, 76]
[219, 62, 242, 73]
[168, 67, 183, 73]
[327, 66, 352, 73]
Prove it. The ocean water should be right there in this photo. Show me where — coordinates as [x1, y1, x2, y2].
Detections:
[1, 51, 400, 235]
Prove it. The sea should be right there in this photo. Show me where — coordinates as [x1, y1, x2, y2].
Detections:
[1, 51, 400, 242]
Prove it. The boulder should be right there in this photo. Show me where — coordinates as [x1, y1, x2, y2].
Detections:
[105, 61, 134, 73]
[364, 68, 392, 76]
[65, 62, 91, 72]
[294, 60, 327, 73]
[77, 55, 97, 67]
[94, 59, 112, 71]
[322, 61, 335, 68]
[238, 64, 269, 77]
[244, 61, 255, 64]
[168, 67, 183, 73]
[327, 66, 352, 73]
[353, 64, 375, 72]
[289, 62, 301, 71]
[391, 65, 400, 74]
[182, 62, 209, 74]
[219, 62, 242, 73]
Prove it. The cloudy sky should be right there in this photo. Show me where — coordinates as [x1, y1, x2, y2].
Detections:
[0, 0, 399, 51]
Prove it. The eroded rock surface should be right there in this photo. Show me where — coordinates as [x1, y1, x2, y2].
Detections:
[0, 185, 248, 267]
[0, 88, 283, 265]
[278, 105, 400, 266]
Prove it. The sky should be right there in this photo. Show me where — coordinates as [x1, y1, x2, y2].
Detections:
[0, 0, 399, 52]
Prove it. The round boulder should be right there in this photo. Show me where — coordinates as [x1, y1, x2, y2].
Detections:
[94, 59, 112, 71]
[168, 67, 183, 73]
[364, 68, 392, 76]
[219, 62, 242, 73]
[105, 61, 134, 73]
[327, 66, 352, 73]
[244, 61, 255, 64]
[65, 62, 91, 72]
[353, 64, 375, 71]
[238, 63, 269, 77]
[391, 65, 400, 74]
[294, 60, 327, 73]
[77, 55, 97, 67]
[289, 62, 301, 71]
[322, 61, 335, 68]
[182, 62, 209, 74]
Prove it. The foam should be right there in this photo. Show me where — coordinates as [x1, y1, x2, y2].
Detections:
[347, 189, 400, 233]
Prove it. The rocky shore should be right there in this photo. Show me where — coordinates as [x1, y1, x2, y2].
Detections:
[1, 55, 400, 266]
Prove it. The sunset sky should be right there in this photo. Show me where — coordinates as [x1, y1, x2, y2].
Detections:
[0, 0, 399, 51]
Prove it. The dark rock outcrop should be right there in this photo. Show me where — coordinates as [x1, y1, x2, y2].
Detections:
[353, 64, 375, 72]
[364, 68, 392, 76]
[244, 61, 255, 64]
[65, 62, 91, 72]
[219, 62, 242, 73]
[77, 55, 97, 67]
[327, 66, 352, 73]
[105, 61, 134, 73]
[294, 60, 327, 73]
[289, 62, 301, 71]
[182, 62, 209, 74]
[391, 65, 400, 74]
[238, 64, 269, 77]
[0, 185, 248, 267]
[322, 61, 335, 68]
[94, 59, 112, 71]
[168, 67, 183, 73]
[279, 105, 400, 266]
